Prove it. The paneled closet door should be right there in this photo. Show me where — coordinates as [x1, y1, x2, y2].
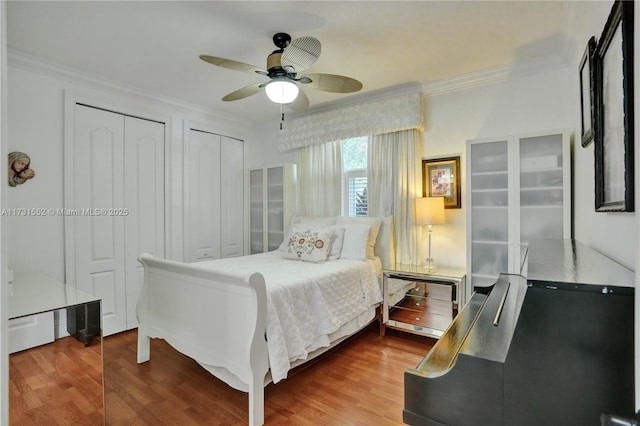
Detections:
[185, 129, 221, 262]
[220, 136, 244, 258]
[71, 104, 165, 335]
[72, 105, 127, 336]
[123, 116, 165, 330]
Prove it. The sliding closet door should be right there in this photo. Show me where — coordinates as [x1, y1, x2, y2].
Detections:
[185, 129, 221, 262]
[123, 116, 165, 330]
[72, 105, 127, 335]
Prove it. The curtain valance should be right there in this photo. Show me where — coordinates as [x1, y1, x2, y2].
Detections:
[277, 91, 424, 152]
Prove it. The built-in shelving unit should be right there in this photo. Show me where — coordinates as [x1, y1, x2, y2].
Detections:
[466, 130, 570, 294]
[249, 164, 297, 254]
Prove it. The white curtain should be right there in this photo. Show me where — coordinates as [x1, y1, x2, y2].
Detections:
[368, 129, 424, 264]
[296, 140, 343, 216]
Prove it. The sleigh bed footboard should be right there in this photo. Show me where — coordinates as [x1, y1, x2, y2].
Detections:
[136, 253, 269, 426]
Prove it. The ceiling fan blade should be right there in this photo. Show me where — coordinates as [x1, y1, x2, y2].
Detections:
[300, 73, 363, 93]
[285, 89, 309, 113]
[221, 83, 265, 101]
[199, 55, 268, 76]
[281, 36, 321, 73]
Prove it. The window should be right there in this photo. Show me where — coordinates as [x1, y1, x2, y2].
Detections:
[342, 137, 368, 216]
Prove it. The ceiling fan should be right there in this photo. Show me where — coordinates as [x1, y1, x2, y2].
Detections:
[199, 32, 363, 113]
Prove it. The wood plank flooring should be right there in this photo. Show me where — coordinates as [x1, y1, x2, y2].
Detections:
[9, 335, 104, 426]
[104, 324, 433, 425]
[10, 323, 434, 425]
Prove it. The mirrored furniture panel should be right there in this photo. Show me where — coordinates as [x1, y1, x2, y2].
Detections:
[381, 264, 466, 339]
[8, 269, 104, 424]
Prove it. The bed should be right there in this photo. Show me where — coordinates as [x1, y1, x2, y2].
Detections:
[136, 216, 394, 425]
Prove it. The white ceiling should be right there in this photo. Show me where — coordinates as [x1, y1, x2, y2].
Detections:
[6, 1, 575, 124]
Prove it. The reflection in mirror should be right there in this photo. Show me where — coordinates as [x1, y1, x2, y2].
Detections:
[8, 270, 104, 424]
[9, 329, 104, 424]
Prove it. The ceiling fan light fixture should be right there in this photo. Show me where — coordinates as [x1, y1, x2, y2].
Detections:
[265, 80, 299, 104]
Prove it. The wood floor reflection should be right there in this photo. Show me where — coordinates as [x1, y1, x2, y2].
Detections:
[9, 335, 104, 425]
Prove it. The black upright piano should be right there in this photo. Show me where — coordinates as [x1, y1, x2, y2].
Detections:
[404, 239, 635, 426]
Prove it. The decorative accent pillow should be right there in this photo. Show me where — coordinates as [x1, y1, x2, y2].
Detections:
[279, 224, 345, 260]
[282, 228, 335, 263]
[339, 223, 371, 261]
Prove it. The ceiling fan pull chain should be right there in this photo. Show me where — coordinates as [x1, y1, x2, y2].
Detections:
[280, 104, 285, 130]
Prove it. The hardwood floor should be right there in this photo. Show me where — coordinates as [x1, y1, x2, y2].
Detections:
[10, 323, 434, 425]
[9, 335, 104, 426]
[103, 324, 434, 425]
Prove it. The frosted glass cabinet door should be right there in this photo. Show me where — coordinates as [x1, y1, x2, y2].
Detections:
[249, 163, 297, 254]
[519, 133, 566, 245]
[467, 130, 570, 294]
[468, 140, 509, 289]
[250, 169, 264, 254]
[267, 166, 285, 251]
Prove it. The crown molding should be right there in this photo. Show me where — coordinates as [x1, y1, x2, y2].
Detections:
[422, 65, 512, 97]
[423, 50, 572, 98]
[7, 49, 248, 127]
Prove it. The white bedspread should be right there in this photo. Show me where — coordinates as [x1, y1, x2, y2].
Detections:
[197, 251, 382, 383]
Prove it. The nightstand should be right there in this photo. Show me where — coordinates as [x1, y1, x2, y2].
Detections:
[381, 264, 466, 339]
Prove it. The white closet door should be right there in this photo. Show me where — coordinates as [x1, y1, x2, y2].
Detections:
[185, 129, 221, 261]
[220, 136, 244, 258]
[123, 116, 165, 330]
[73, 105, 127, 336]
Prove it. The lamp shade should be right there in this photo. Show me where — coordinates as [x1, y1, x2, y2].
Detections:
[415, 197, 445, 226]
[265, 80, 299, 104]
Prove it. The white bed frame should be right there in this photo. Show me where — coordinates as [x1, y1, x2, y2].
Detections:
[136, 256, 269, 424]
[136, 217, 394, 426]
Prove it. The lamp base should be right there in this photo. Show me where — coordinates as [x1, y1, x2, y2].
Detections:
[424, 257, 437, 273]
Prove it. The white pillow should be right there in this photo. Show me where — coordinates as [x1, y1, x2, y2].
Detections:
[335, 217, 383, 259]
[282, 228, 335, 263]
[339, 223, 371, 261]
[279, 224, 345, 260]
[327, 225, 345, 260]
[290, 215, 336, 226]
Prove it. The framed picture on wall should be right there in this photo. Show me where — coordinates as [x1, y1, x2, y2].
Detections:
[422, 156, 461, 209]
[593, 0, 634, 212]
[579, 36, 596, 147]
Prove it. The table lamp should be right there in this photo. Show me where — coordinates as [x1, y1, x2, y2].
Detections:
[415, 197, 445, 272]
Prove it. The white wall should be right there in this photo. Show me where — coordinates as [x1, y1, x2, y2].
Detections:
[247, 120, 296, 170]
